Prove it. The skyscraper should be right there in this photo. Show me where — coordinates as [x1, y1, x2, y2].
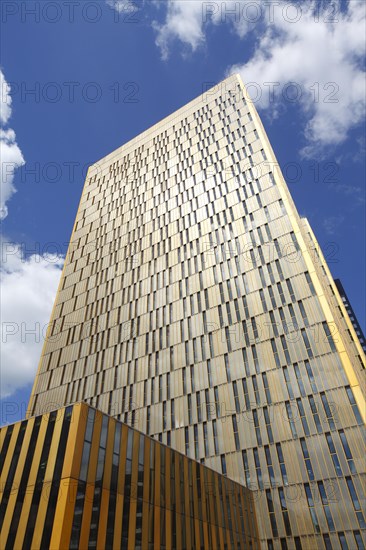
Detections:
[22, 74, 366, 548]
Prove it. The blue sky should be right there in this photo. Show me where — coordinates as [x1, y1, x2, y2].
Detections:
[1, 0, 365, 425]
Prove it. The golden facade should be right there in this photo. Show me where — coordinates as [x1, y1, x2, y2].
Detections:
[0, 403, 259, 549]
[25, 74, 365, 548]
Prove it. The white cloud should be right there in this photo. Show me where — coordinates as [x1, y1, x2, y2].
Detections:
[328, 180, 365, 208]
[323, 215, 345, 236]
[152, 1, 281, 60]
[0, 70, 12, 125]
[143, 0, 366, 157]
[0, 71, 64, 400]
[0, 128, 25, 220]
[1, 243, 63, 398]
[106, 0, 136, 13]
[151, 0, 259, 59]
[152, 1, 207, 60]
[0, 70, 25, 220]
[229, 1, 366, 156]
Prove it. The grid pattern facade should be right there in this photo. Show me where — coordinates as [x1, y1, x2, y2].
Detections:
[0, 403, 259, 550]
[27, 74, 365, 548]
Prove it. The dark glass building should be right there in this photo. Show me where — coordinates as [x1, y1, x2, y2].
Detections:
[334, 279, 366, 354]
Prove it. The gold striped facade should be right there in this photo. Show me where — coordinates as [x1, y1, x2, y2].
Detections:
[24, 74, 366, 548]
[0, 403, 259, 550]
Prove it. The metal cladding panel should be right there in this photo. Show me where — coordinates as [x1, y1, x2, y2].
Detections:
[0, 403, 259, 549]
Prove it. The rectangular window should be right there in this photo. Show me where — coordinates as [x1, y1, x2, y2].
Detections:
[300, 438, 314, 480]
[304, 483, 320, 533]
[338, 429, 356, 474]
[266, 490, 278, 537]
[283, 367, 294, 399]
[262, 372, 272, 404]
[305, 361, 318, 393]
[271, 339, 280, 368]
[171, 400, 175, 429]
[253, 448, 263, 490]
[301, 329, 313, 358]
[190, 365, 195, 392]
[196, 392, 202, 422]
[267, 264, 275, 285]
[242, 378, 250, 410]
[232, 415, 240, 450]
[305, 271, 316, 295]
[318, 481, 335, 531]
[277, 282, 286, 305]
[194, 424, 199, 460]
[298, 300, 309, 327]
[278, 487, 292, 536]
[287, 303, 297, 329]
[214, 386, 220, 418]
[345, 386, 363, 425]
[285, 401, 297, 438]
[346, 477, 366, 529]
[269, 310, 278, 337]
[252, 375, 260, 405]
[323, 534, 332, 550]
[203, 422, 209, 457]
[207, 359, 212, 387]
[353, 530, 364, 549]
[265, 446, 275, 487]
[252, 345, 260, 373]
[212, 420, 219, 454]
[185, 427, 189, 455]
[325, 432, 342, 476]
[145, 406, 150, 434]
[182, 368, 187, 395]
[260, 289, 267, 312]
[294, 363, 306, 397]
[221, 454, 227, 475]
[233, 381, 240, 413]
[264, 407, 274, 443]
[224, 354, 231, 382]
[163, 401, 167, 430]
[320, 392, 336, 431]
[276, 443, 288, 486]
[281, 335, 291, 363]
[253, 409, 262, 446]
[225, 327, 232, 352]
[188, 394, 192, 424]
[297, 398, 310, 436]
[242, 449, 251, 487]
[159, 375, 163, 401]
[322, 322, 337, 353]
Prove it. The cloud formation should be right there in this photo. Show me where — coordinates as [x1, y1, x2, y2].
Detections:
[229, 1, 366, 157]
[106, 0, 136, 14]
[152, 0, 255, 59]
[145, 0, 366, 157]
[0, 70, 25, 219]
[323, 215, 345, 236]
[153, 1, 207, 60]
[1, 243, 63, 398]
[0, 70, 63, 399]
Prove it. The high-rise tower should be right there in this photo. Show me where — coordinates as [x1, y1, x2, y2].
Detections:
[25, 74, 365, 549]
